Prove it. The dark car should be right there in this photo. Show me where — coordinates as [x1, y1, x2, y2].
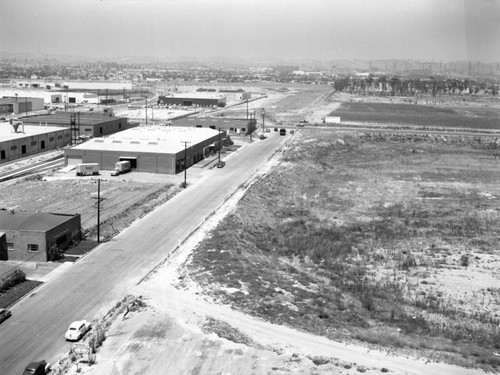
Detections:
[216, 161, 226, 168]
[274, 127, 278, 131]
[0, 308, 12, 324]
[22, 361, 50, 375]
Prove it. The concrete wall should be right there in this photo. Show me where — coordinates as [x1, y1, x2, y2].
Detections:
[2, 229, 48, 262]
[0, 128, 70, 164]
[46, 214, 81, 252]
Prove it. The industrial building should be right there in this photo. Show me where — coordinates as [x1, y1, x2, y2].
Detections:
[158, 93, 227, 107]
[64, 126, 226, 174]
[0, 97, 45, 115]
[22, 111, 135, 138]
[0, 211, 81, 262]
[0, 121, 70, 164]
[173, 117, 257, 135]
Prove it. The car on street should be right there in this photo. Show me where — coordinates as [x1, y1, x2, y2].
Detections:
[259, 134, 265, 140]
[0, 308, 12, 324]
[274, 127, 278, 132]
[22, 360, 50, 375]
[265, 128, 270, 133]
[65, 320, 91, 341]
[216, 161, 226, 168]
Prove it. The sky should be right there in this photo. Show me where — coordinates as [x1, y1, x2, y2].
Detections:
[0, 0, 499, 62]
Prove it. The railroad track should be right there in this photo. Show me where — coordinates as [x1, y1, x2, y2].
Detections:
[0, 154, 65, 183]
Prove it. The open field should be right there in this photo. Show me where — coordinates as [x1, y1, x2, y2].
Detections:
[184, 128, 500, 371]
[331, 101, 500, 129]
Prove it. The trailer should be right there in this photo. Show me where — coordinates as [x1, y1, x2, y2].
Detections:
[110, 160, 131, 176]
[75, 163, 100, 176]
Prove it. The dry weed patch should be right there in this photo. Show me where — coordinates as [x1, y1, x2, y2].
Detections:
[187, 129, 500, 371]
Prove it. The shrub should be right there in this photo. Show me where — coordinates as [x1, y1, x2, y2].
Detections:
[0, 269, 26, 293]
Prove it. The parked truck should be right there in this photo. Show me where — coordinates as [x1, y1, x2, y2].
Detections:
[111, 160, 131, 176]
[75, 163, 100, 176]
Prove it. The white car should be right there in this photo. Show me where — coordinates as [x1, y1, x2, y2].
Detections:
[65, 320, 91, 341]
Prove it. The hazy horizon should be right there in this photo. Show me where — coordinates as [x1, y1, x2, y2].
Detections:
[1, 0, 499, 63]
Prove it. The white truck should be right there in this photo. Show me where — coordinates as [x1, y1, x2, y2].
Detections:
[75, 163, 100, 176]
[111, 160, 131, 176]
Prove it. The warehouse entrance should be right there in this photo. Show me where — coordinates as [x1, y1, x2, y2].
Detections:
[119, 156, 137, 169]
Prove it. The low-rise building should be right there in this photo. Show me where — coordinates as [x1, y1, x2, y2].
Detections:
[22, 111, 134, 138]
[173, 117, 257, 135]
[0, 211, 81, 262]
[64, 125, 226, 174]
[0, 122, 70, 164]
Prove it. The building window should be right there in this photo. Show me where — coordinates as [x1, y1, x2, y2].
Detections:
[49, 137, 55, 142]
[10, 145, 17, 151]
[242, 128, 246, 132]
[27, 244, 39, 252]
[31, 141, 36, 146]
[99, 127, 103, 134]
[84, 128, 92, 132]
[6, 242, 13, 250]
[57, 135, 63, 140]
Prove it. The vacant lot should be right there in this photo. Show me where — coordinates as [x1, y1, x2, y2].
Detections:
[185, 128, 500, 371]
[331, 101, 500, 129]
[0, 175, 179, 242]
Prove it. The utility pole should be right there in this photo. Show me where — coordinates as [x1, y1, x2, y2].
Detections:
[181, 141, 191, 188]
[91, 178, 106, 243]
[97, 89, 100, 108]
[145, 97, 148, 125]
[261, 107, 265, 134]
[218, 128, 222, 164]
[25, 96, 28, 117]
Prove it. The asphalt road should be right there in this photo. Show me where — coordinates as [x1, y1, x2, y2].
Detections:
[0, 132, 289, 375]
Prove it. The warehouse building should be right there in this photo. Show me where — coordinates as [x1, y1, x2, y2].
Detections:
[0, 211, 81, 262]
[0, 121, 70, 164]
[0, 97, 45, 115]
[64, 125, 226, 174]
[158, 93, 227, 107]
[22, 111, 134, 138]
[173, 117, 257, 135]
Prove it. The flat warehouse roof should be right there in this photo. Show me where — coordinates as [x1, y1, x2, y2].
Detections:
[70, 126, 220, 154]
[22, 112, 126, 126]
[0, 211, 78, 232]
[0, 123, 66, 142]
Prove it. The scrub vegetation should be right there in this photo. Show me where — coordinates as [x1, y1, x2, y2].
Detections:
[187, 129, 500, 371]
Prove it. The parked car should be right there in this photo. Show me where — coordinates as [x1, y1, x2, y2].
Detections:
[22, 360, 50, 375]
[274, 127, 278, 132]
[0, 308, 12, 324]
[259, 134, 266, 140]
[216, 161, 226, 168]
[65, 320, 91, 341]
[265, 128, 271, 133]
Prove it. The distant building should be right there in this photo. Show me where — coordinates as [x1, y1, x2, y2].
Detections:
[0, 211, 81, 262]
[173, 117, 257, 136]
[22, 111, 135, 138]
[0, 97, 45, 115]
[158, 93, 227, 107]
